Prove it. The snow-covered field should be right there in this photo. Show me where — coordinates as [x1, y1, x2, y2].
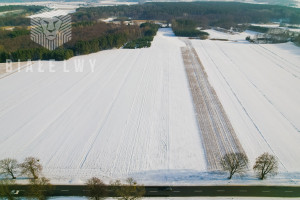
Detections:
[204, 29, 258, 41]
[0, 29, 206, 184]
[0, 28, 299, 185]
[191, 31, 300, 180]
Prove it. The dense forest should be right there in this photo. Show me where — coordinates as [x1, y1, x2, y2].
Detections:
[0, 5, 162, 62]
[172, 19, 209, 38]
[247, 25, 271, 33]
[0, 21, 150, 62]
[123, 22, 159, 49]
[0, 5, 43, 13]
[73, 2, 300, 29]
[0, 5, 44, 26]
[0, 6, 159, 63]
[1, 2, 300, 62]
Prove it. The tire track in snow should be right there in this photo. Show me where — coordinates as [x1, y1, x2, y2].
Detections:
[14, 51, 126, 159]
[0, 62, 98, 146]
[37, 50, 131, 167]
[0, 66, 70, 117]
[13, 70, 95, 154]
[163, 50, 171, 181]
[78, 50, 142, 169]
[248, 45, 300, 80]
[196, 41, 288, 172]
[108, 50, 151, 176]
[126, 65, 149, 174]
[212, 42, 300, 133]
[257, 44, 300, 74]
[125, 48, 167, 175]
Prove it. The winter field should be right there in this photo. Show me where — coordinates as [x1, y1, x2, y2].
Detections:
[0, 28, 299, 185]
[190, 29, 300, 182]
[0, 29, 206, 184]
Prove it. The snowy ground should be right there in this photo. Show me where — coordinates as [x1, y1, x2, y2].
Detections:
[190, 30, 300, 183]
[0, 28, 206, 184]
[205, 29, 258, 41]
[0, 28, 299, 185]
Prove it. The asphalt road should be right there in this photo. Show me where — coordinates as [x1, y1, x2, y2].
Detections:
[10, 185, 300, 197]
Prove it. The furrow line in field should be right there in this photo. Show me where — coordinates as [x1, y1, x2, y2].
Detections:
[43, 51, 132, 167]
[212, 42, 300, 133]
[196, 41, 285, 170]
[257, 44, 300, 73]
[0, 67, 70, 117]
[77, 50, 137, 169]
[249, 45, 300, 79]
[109, 50, 148, 175]
[126, 52, 152, 174]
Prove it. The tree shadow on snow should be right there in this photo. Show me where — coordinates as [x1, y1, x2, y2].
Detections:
[129, 169, 300, 185]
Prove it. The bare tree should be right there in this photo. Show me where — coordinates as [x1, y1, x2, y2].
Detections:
[253, 152, 278, 180]
[86, 177, 107, 200]
[220, 152, 249, 179]
[0, 158, 18, 179]
[19, 157, 42, 179]
[0, 179, 15, 200]
[111, 178, 145, 200]
[27, 177, 53, 200]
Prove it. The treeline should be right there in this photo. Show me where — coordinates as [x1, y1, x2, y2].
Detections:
[0, 22, 140, 53]
[247, 25, 270, 33]
[0, 5, 44, 26]
[0, 20, 144, 62]
[0, 20, 158, 62]
[68, 22, 140, 44]
[72, 2, 300, 29]
[124, 36, 153, 49]
[1, 48, 74, 62]
[0, 48, 73, 62]
[172, 19, 209, 38]
[73, 33, 128, 55]
[0, 5, 42, 13]
[0, 31, 75, 62]
[0, 33, 130, 62]
[124, 22, 159, 49]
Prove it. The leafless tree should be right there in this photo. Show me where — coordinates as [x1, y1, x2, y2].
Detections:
[253, 152, 278, 180]
[19, 157, 42, 179]
[0, 158, 18, 179]
[220, 152, 249, 179]
[86, 177, 107, 200]
[111, 178, 145, 200]
[27, 177, 53, 200]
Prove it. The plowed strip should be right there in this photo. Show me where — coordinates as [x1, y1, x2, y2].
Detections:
[181, 40, 246, 170]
